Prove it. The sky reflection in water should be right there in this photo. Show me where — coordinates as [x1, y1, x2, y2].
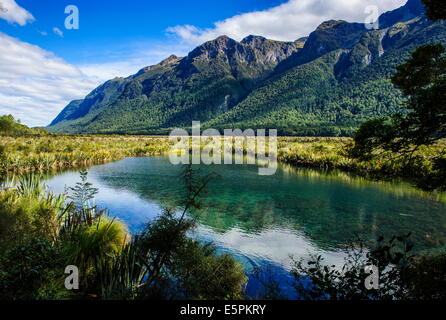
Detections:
[43, 156, 446, 298]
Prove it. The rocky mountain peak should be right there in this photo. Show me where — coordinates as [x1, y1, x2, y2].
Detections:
[240, 35, 267, 46]
[316, 20, 346, 30]
[379, 0, 425, 29]
[185, 34, 299, 67]
[48, 0, 441, 134]
[204, 35, 237, 50]
[159, 54, 181, 66]
[187, 35, 237, 60]
[291, 20, 366, 66]
[134, 54, 181, 77]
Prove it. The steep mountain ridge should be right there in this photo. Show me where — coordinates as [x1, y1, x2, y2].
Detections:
[208, 11, 445, 136]
[48, 0, 445, 135]
[274, 20, 367, 74]
[379, 0, 426, 28]
[49, 35, 302, 133]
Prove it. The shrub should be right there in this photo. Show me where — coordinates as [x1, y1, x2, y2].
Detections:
[0, 238, 67, 300]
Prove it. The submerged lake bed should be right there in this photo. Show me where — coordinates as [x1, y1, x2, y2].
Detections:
[42, 156, 446, 298]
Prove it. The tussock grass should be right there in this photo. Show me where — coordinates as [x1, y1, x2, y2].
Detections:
[1, 134, 445, 189]
[278, 137, 446, 183]
[0, 135, 172, 173]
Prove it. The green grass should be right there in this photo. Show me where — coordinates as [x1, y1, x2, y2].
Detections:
[279, 137, 445, 171]
[0, 172, 247, 300]
[0, 135, 172, 173]
[1, 134, 445, 191]
[1, 135, 445, 299]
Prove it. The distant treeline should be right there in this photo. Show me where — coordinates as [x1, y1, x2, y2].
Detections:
[0, 115, 47, 137]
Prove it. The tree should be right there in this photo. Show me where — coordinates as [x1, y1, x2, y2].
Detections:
[421, 0, 446, 20]
[350, 0, 446, 189]
[0, 114, 44, 136]
[0, 169, 247, 300]
[94, 165, 246, 300]
[67, 170, 99, 209]
[351, 44, 446, 159]
[0, 238, 67, 300]
[391, 44, 446, 145]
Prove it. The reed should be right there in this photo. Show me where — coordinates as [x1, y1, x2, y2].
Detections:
[0, 135, 172, 173]
[1, 134, 445, 190]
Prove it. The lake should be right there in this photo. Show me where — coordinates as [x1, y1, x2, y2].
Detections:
[43, 156, 446, 298]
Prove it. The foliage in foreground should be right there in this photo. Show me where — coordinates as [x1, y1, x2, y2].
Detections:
[96, 209, 246, 300]
[291, 235, 446, 300]
[0, 171, 247, 300]
[253, 235, 446, 300]
[292, 235, 414, 300]
[350, 2, 446, 191]
[1, 171, 446, 300]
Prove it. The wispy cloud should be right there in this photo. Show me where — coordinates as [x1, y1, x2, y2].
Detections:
[0, 0, 34, 26]
[0, 0, 410, 127]
[167, 0, 407, 44]
[0, 33, 191, 126]
[78, 42, 191, 82]
[52, 27, 64, 37]
[0, 33, 98, 127]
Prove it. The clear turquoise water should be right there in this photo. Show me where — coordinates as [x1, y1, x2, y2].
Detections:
[43, 156, 446, 298]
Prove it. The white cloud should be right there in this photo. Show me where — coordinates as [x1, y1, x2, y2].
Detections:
[0, 33, 98, 127]
[78, 61, 142, 83]
[167, 0, 407, 44]
[0, 0, 411, 127]
[52, 27, 64, 37]
[0, 0, 34, 26]
[78, 43, 191, 83]
[0, 33, 191, 127]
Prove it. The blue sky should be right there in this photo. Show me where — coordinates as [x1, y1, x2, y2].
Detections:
[0, 0, 407, 126]
[1, 0, 288, 65]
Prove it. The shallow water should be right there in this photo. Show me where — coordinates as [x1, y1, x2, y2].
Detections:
[43, 156, 446, 298]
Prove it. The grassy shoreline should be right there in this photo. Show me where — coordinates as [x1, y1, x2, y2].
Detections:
[1, 135, 445, 191]
[0, 135, 172, 173]
[1, 134, 446, 300]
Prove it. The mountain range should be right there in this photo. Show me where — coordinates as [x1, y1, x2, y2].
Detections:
[48, 0, 446, 136]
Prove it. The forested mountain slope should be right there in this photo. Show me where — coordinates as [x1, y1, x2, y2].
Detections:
[48, 0, 446, 136]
